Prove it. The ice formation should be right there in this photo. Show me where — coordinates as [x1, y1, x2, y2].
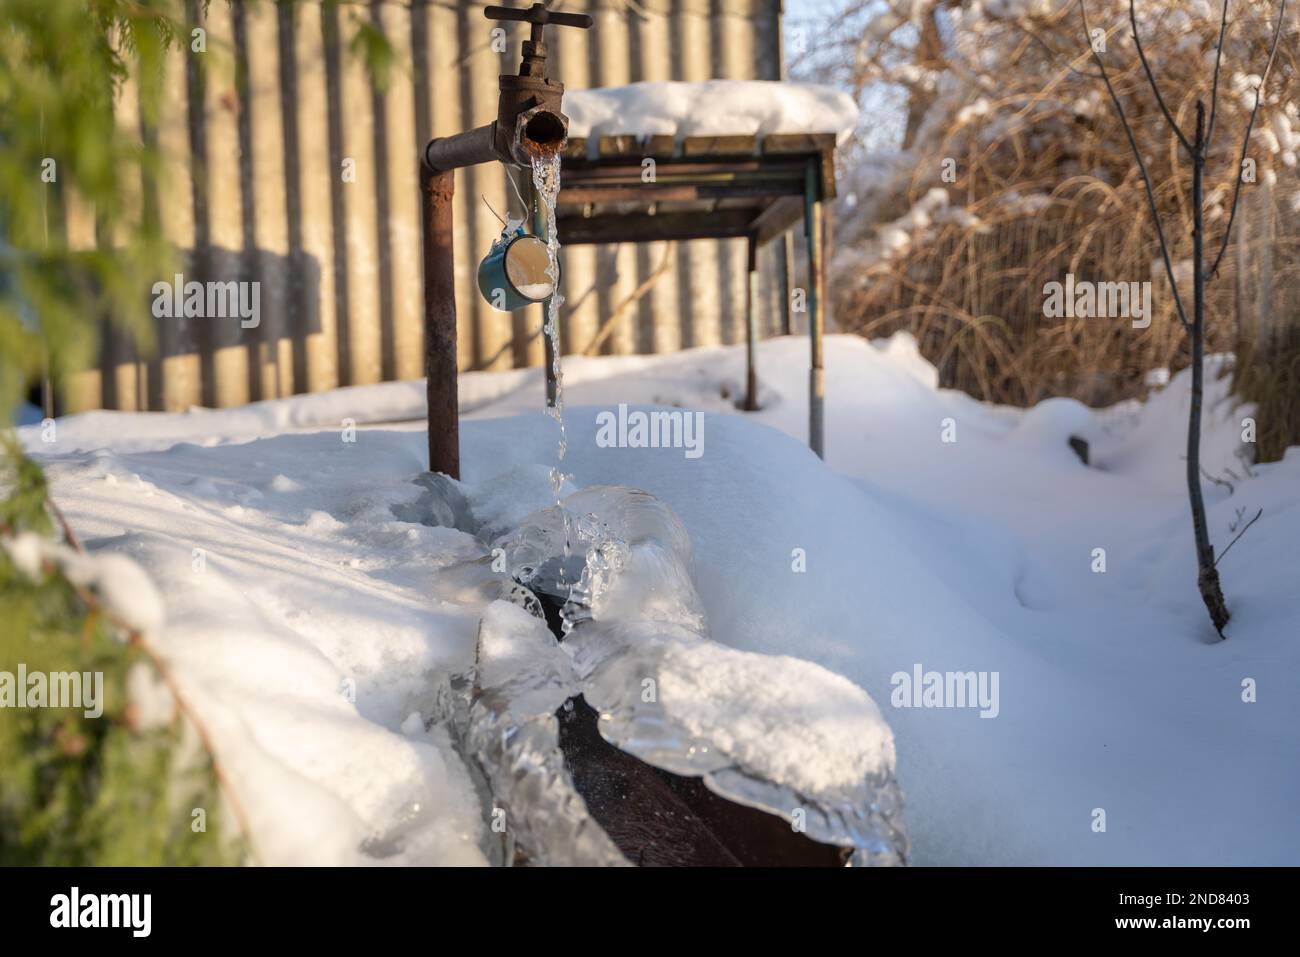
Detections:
[443, 484, 908, 866]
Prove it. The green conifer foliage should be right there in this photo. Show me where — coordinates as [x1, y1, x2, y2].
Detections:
[2, 432, 242, 865]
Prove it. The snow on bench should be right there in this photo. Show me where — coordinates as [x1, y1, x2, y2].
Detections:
[562, 80, 859, 147]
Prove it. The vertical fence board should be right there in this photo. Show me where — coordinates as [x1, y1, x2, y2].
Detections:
[201, 0, 251, 406]
[110, 59, 145, 410]
[381, 2, 425, 382]
[246, 0, 292, 400]
[593, 6, 635, 357]
[553, 11, 597, 360]
[157, 34, 202, 410]
[338, 8, 383, 386]
[292, 0, 341, 394]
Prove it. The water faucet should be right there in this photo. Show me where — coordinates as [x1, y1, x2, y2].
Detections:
[421, 3, 592, 479]
[425, 3, 593, 172]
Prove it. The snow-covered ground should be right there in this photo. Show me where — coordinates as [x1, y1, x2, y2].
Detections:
[18, 334, 1300, 866]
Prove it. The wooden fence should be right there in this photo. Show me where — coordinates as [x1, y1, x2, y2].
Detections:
[69, 0, 788, 412]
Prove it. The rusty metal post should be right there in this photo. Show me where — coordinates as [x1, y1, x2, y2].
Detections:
[422, 156, 460, 479]
[805, 160, 825, 459]
[781, 229, 795, 337]
[744, 233, 760, 411]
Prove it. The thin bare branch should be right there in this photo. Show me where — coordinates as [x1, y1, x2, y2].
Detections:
[1200, 465, 1235, 495]
[1215, 507, 1263, 566]
[1129, 0, 1196, 155]
[1210, 0, 1289, 279]
[1016, 21, 1103, 80]
[45, 496, 83, 552]
[1078, 0, 1191, 332]
[1205, 0, 1233, 150]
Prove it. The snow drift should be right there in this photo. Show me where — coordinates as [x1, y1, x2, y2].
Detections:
[19, 334, 1300, 866]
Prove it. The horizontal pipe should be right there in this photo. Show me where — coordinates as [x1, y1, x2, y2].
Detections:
[424, 123, 503, 173]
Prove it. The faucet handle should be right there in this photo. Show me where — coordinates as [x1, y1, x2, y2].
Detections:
[486, 3, 591, 79]
[484, 3, 593, 41]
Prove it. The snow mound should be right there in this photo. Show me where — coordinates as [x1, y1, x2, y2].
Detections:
[4, 531, 165, 637]
[24, 334, 1300, 866]
[568, 620, 905, 860]
[564, 80, 859, 146]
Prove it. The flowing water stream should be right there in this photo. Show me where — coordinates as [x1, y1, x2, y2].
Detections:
[531, 153, 567, 469]
[530, 152, 576, 628]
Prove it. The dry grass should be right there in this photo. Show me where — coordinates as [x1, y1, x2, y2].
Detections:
[822, 1, 1298, 457]
[836, 197, 1213, 408]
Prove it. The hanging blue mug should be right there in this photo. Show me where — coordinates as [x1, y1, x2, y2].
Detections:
[477, 226, 557, 312]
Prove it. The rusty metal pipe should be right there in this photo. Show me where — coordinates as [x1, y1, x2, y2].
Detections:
[420, 5, 590, 476]
[805, 160, 825, 459]
[424, 124, 502, 173]
[420, 114, 566, 478]
[422, 162, 460, 479]
[423, 110, 568, 175]
[744, 233, 760, 412]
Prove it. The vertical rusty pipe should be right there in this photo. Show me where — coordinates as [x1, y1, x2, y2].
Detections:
[744, 232, 760, 412]
[823, 202, 835, 333]
[781, 230, 795, 337]
[805, 160, 825, 459]
[422, 156, 460, 479]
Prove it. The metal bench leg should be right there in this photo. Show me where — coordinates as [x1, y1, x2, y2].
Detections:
[804, 161, 825, 459]
[744, 233, 760, 411]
